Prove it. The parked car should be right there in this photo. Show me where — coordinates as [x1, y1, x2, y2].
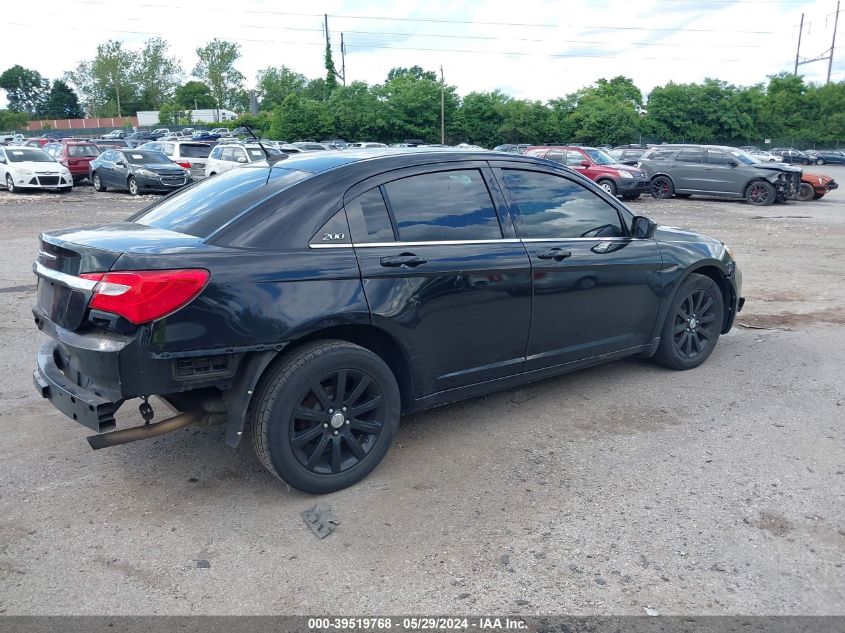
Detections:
[22, 138, 54, 148]
[749, 150, 782, 163]
[525, 145, 651, 200]
[204, 143, 279, 177]
[0, 146, 73, 192]
[804, 149, 845, 165]
[93, 138, 131, 149]
[89, 148, 192, 195]
[102, 130, 127, 139]
[42, 140, 101, 184]
[210, 128, 232, 137]
[639, 145, 801, 206]
[125, 131, 156, 147]
[191, 130, 223, 142]
[493, 144, 531, 154]
[796, 171, 839, 201]
[31, 149, 744, 492]
[770, 148, 817, 165]
[347, 142, 388, 149]
[137, 141, 213, 181]
[293, 142, 328, 152]
[151, 128, 170, 139]
[320, 139, 348, 149]
[608, 147, 648, 166]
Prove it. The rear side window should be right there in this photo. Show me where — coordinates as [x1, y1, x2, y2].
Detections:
[501, 169, 624, 239]
[132, 167, 310, 238]
[564, 151, 585, 167]
[676, 149, 705, 163]
[346, 188, 395, 243]
[382, 170, 502, 242]
[180, 144, 211, 158]
[546, 150, 564, 163]
[643, 148, 675, 160]
[706, 150, 734, 165]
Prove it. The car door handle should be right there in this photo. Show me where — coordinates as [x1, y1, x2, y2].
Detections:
[536, 248, 572, 261]
[379, 253, 427, 268]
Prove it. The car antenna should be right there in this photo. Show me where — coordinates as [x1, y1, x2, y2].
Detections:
[233, 124, 287, 167]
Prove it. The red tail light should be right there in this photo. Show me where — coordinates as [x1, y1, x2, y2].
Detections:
[177, 161, 192, 169]
[79, 269, 209, 324]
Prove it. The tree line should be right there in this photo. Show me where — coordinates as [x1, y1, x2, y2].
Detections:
[1, 35, 844, 148]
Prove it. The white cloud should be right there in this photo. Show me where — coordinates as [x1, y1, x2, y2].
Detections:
[1, 0, 842, 110]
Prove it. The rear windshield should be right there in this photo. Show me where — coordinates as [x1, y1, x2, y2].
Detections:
[6, 148, 54, 162]
[125, 151, 171, 164]
[132, 166, 311, 238]
[180, 143, 212, 158]
[68, 144, 100, 157]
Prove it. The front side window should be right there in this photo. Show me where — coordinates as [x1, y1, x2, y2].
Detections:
[501, 169, 625, 239]
[382, 169, 502, 242]
[707, 150, 736, 166]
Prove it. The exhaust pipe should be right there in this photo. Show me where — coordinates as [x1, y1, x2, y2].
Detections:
[87, 412, 199, 450]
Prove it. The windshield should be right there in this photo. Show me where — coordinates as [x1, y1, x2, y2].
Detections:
[6, 148, 54, 162]
[583, 149, 618, 165]
[125, 151, 172, 164]
[133, 166, 310, 238]
[727, 148, 760, 165]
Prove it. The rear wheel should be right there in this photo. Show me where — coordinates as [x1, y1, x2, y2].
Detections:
[92, 173, 106, 192]
[651, 175, 674, 199]
[797, 182, 816, 202]
[127, 176, 139, 196]
[598, 179, 617, 196]
[5, 174, 17, 193]
[652, 273, 724, 370]
[801, 158, 810, 165]
[250, 340, 401, 493]
[745, 180, 775, 206]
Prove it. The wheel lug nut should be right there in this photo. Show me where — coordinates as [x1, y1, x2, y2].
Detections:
[328, 408, 334, 414]
[323, 423, 329, 428]
[341, 406, 347, 412]
[333, 430, 339, 436]
[345, 420, 351, 425]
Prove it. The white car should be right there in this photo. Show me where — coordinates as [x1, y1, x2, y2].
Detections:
[138, 140, 213, 180]
[750, 150, 783, 163]
[0, 146, 73, 193]
[204, 143, 278, 177]
[348, 142, 388, 149]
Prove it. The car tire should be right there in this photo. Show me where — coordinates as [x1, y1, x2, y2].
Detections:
[92, 173, 106, 192]
[817, 158, 825, 165]
[652, 273, 725, 371]
[250, 340, 401, 494]
[651, 175, 674, 199]
[797, 182, 816, 202]
[5, 174, 17, 193]
[127, 176, 139, 196]
[622, 193, 640, 201]
[745, 180, 775, 206]
[801, 158, 809, 165]
[598, 179, 617, 196]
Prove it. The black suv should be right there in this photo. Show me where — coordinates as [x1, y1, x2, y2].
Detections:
[640, 145, 801, 205]
[32, 150, 743, 493]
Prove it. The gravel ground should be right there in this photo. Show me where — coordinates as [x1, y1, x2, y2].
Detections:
[0, 168, 843, 616]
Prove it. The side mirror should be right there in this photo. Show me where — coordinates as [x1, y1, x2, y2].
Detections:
[237, 156, 247, 163]
[631, 215, 657, 239]
[579, 160, 590, 168]
[115, 160, 126, 167]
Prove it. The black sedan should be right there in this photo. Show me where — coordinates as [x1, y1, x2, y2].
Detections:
[89, 148, 192, 195]
[770, 148, 817, 165]
[34, 149, 743, 493]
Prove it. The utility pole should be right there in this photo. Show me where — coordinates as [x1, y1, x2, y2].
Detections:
[828, 0, 840, 83]
[341, 33, 347, 86]
[324, 14, 346, 85]
[440, 65, 445, 145]
[795, 13, 804, 75]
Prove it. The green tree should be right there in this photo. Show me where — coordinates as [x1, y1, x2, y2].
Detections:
[0, 65, 49, 115]
[193, 39, 244, 121]
[326, 81, 384, 140]
[0, 109, 29, 130]
[256, 66, 307, 109]
[174, 81, 215, 109]
[90, 40, 136, 116]
[268, 93, 332, 140]
[387, 66, 437, 81]
[42, 80, 83, 119]
[454, 90, 509, 146]
[324, 37, 339, 93]
[374, 69, 458, 143]
[134, 37, 182, 110]
[157, 102, 185, 125]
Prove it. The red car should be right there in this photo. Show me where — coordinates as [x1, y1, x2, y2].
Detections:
[524, 145, 651, 200]
[43, 140, 101, 184]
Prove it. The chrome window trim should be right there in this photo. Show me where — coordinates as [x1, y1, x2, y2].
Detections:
[309, 236, 643, 249]
[32, 261, 98, 291]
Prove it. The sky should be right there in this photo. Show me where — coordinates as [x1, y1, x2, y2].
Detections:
[2, 0, 844, 108]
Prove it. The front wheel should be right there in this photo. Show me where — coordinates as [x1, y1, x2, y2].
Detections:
[5, 174, 17, 193]
[796, 182, 816, 202]
[652, 273, 725, 370]
[250, 340, 401, 493]
[127, 176, 140, 196]
[745, 180, 775, 206]
[651, 175, 674, 199]
[598, 179, 617, 196]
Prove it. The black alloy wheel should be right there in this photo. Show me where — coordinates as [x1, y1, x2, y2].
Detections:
[745, 180, 775, 206]
[672, 288, 718, 360]
[651, 175, 674, 199]
[289, 368, 386, 476]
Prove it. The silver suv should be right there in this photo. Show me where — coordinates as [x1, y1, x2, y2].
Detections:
[639, 145, 801, 206]
[137, 140, 213, 180]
